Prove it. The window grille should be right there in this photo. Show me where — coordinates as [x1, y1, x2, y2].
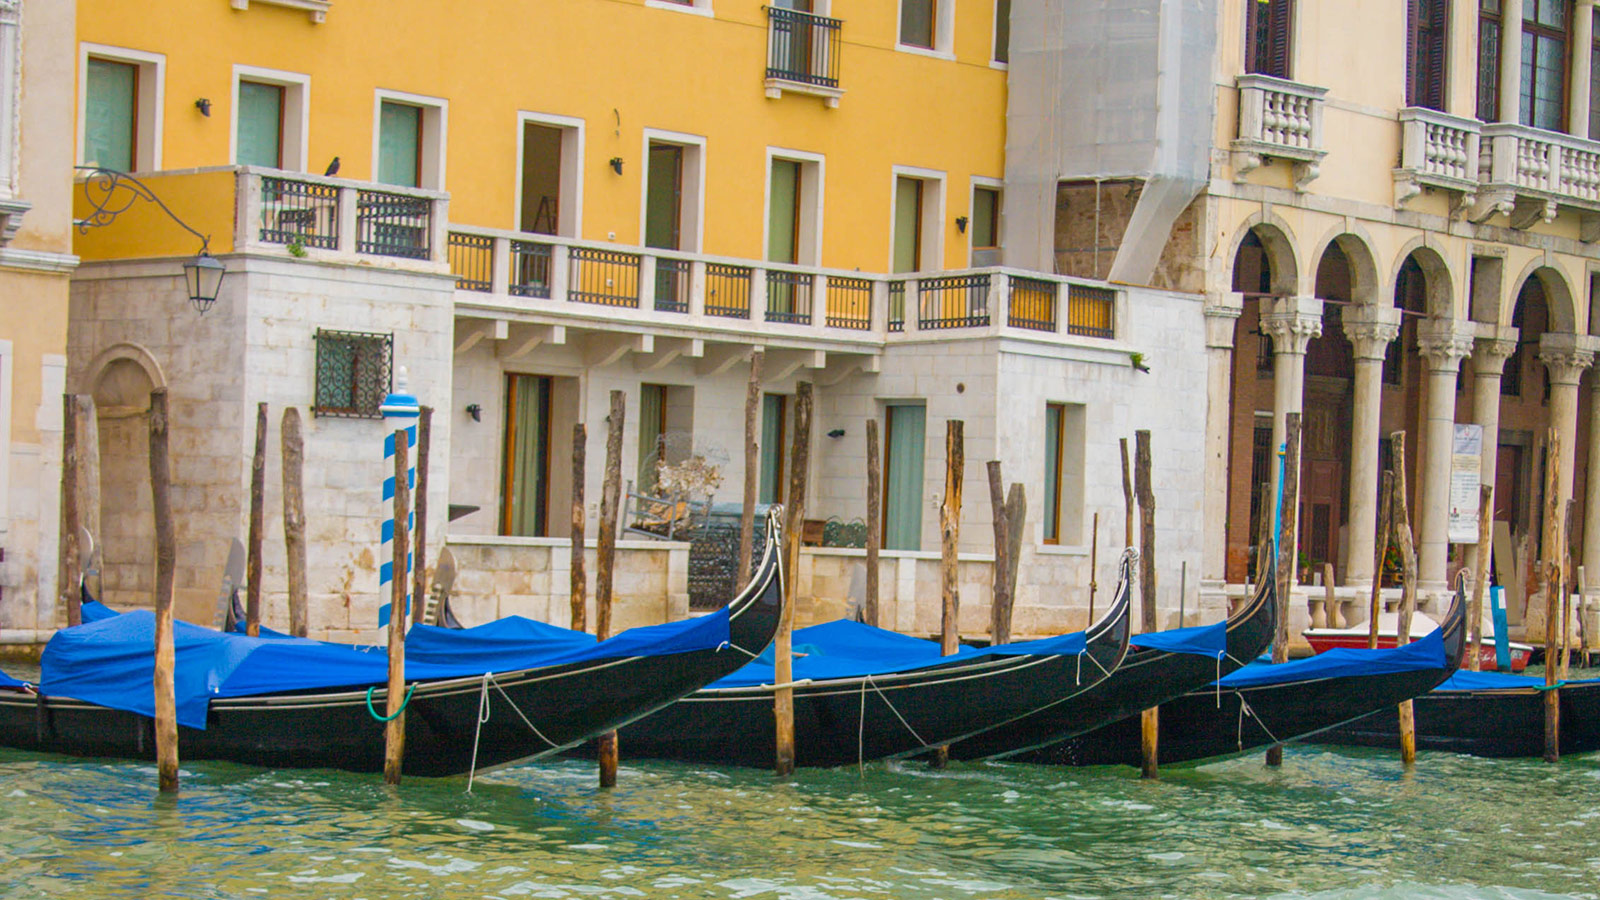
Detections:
[314, 329, 392, 419]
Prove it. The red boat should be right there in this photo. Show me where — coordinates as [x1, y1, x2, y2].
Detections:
[1304, 611, 1531, 672]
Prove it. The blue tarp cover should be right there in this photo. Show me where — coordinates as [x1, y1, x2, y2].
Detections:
[709, 619, 1088, 690]
[41, 607, 731, 730]
[1130, 619, 1227, 659]
[80, 600, 118, 623]
[1436, 670, 1600, 691]
[1215, 627, 1446, 689]
[0, 669, 27, 690]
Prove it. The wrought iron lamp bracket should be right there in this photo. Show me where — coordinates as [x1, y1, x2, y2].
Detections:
[73, 166, 211, 253]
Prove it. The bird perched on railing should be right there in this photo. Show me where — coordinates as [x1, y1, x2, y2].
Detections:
[323, 157, 341, 177]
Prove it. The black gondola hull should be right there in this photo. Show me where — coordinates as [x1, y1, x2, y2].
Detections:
[949, 575, 1277, 761]
[611, 579, 1132, 769]
[1310, 681, 1600, 757]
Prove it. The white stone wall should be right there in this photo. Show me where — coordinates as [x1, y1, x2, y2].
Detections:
[68, 254, 455, 641]
[445, 537, 689, 631]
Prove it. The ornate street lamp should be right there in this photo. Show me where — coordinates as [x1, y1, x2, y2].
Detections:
[75, 166, 226, 314]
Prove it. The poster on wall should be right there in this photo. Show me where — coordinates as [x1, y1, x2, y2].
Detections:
[1448, 423, 1483, 544]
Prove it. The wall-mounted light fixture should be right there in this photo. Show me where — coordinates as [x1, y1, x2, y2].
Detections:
[955, 215, 968, 234]
[827, 428, 846, 439]
[465, 403, 482, 422]
[194, 98, 212, 117]
[609, 157, 624, 175]
[75, 167, 225, 314]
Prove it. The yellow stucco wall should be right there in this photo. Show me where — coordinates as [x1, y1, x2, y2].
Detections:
[75, 0, 1009, 272]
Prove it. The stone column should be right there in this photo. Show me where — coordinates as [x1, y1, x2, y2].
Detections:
[1584, 375, 1600, 595]
[1415, 320, 1475, 596]
[1573, 0, 1597, 137]
[1340, 306, 1402, 590]
[1538, 334, 1595, 525]
[1464, 333, 1519, 578]
[1259, 297, 1324, 557]
[1202, 295, 1243, 589]
[1500, 0, 1524, 124]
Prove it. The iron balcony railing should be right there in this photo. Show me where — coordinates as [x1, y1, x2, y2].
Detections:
[569, 247, 640, 307]
[356, 189, 432, 259]
[1065, 284, 1116, 339]
[260, 176, 340, 250]
[765, 7, 842, 89]
[238, 168, 446, 265]
[918, 274, 991, 330]
[765, 270, 814, 325]
[1008, 276, 1057, 332]
[447, 231, 493, 292]
[825, 276, 872, 330]
[706, 263, 752, 318]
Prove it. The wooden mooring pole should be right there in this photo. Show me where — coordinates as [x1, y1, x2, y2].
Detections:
[1542, 427, 1562, 763]
[775, 382, 812, 777]
[1469, 483, 1493, 671]
[245, 402, 267, 637]
[1120, 438, 1134, 548]
[1266, 413, 1301, 769]
[410, 407, 432, 627]
[383, 427, 410, 786]
[1390, 432, 1418, 767]
[1134, 429, 1159, 779]
[570, 423, 587, 631]
[931, 419, 964, 770]
[738, 351, 763, 594]
[864, 419, 881, 627]
[1561, 500, 1574, 680]
[58, 394, 81, 626]
[1368, 470, 1395, 649]
[149, 389, 179, 794]
[987, 460, 1012, 646]
[281, 408, 309, 637]
[596, 391, 625, 787]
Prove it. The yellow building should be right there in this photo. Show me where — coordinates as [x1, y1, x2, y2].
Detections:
[0, 0, 77, 646]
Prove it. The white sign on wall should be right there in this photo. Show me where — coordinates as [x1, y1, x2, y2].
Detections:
[1448, 423, 1483, 544]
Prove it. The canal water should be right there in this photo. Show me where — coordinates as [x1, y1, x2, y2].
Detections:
[2, 739, 1597, 900]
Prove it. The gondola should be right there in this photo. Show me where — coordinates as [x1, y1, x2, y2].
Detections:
[0, 512, 784, 777]
[1310, 668, 1600, 757]
[1017, 581, 1467, 767]
[947, 558, 1276, 761]
[609, 557, 1131, 769]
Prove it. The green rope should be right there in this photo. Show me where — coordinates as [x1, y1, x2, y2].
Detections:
[365, 683, 417, 721]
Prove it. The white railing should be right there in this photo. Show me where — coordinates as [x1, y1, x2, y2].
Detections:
[1481, 123, 1600, 212]
[445, 223, 1124, 346]
[1233, 74, 1328, 189]
[1394, 107, 1481, 206]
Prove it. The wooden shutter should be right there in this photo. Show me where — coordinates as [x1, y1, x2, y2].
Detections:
[1408, 0, 1450, 110]
[1267, 0, 1294, 78]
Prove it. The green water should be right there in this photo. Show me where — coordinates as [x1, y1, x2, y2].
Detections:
[2, 745, 1597, 900]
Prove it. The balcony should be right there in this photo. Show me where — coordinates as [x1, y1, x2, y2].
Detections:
[249, 170, 447, 262]
[1393, 107, 1481, 209]
[445, 225, 1123, 362]
[1474, 123, 1600, 234]
[1232, 74, 1327, 191]
[764, 7, 843, 108]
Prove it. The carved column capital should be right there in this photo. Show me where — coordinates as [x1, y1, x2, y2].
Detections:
[1538, 333, 1598, 386]
[1472, 331, 1520, 376]
[1416, 319, 1475, 372]
[1341, 305, 1402, 360]
[1204, 293, 1244, 350]
[1259, 296, 1323, 357]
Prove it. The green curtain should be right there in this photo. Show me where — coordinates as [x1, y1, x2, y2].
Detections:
[236, 81, 283, 168]
[504, 375, 549, 536]
[892, 177, 921, 273]
[759, 394, 785, 504]
[1043, 404, 1061, 542]
[85, 59, 136, 171]
[378, 101, 421, 187]
[639, 384, 665, 493]
[884, 404, 926, 551]
[900, 0, 935, 48]
[645, 145, 682, 250]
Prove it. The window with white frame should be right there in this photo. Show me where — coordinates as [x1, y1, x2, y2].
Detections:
[1042, 402, 1085, 545]
[992, 0, 1011, 64]
[765, 149, 823, 266]
[891, 167, 945, 273]
[79, 44, 165, 171]
[645, 0, 713, 16]
[373, 90, 446, 189]
[969, 179, 1001, 266]
[517, 112, 583, 238]
[232, 66, 309, 171]
[641, 129, 705, 252]
[898, 0, 954, 56]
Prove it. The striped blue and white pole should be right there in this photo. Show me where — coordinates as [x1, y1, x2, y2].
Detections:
[379, 368, 421, 628]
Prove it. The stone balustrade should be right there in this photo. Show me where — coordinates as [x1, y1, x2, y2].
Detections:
[1394, 107, 1481, 207]
[1232, 74, 1328, 191]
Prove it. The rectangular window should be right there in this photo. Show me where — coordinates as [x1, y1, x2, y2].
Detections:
[1245, 0, 1294, 78]
[768, 159, 802, 264]
[1407, 0, 1450, 110]
[501, 374, 552, 537]
[1521, 0, 1569, 131]
[759, 393, 788, 505]
[1042, 403, 1085, 545]
[993, 0, 1011, 63]
[236, 80, 284, 168]
[377, 100, 422, 187]
[1590, 9, 1600, 137]
[1044, 404, 1064, 543]
[639, 384, 669, 494]
[85, 58, 137, 171]
[901, 0, 936, 49]
[645, 142, 685, 250]
[882, 403, 927, 552]
[312, 329, 392, 419]
[893, 176, 923, 273]
[1479, 0, 1503, 119]
[972, 186, 1000, 249]
[520, 123, 563, 235]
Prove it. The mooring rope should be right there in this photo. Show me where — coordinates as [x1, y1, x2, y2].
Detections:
[716, 640, 762, 660]
[466, 673, 491, 794]
[865, 674, 929, 748]
[857, 678, 868, 775]
[1237, 695, 1281, 749]
[364, 683, 416, 722]
[489, 674, 559, 750]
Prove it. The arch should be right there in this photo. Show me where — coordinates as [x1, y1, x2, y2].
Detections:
[1227, 212, 1301, 297]
[82, 342, 167, 416]
[1389, 239, 1455, 319]
[1510, 259, 1578, 334]
[1309, 227, 1381, 306]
